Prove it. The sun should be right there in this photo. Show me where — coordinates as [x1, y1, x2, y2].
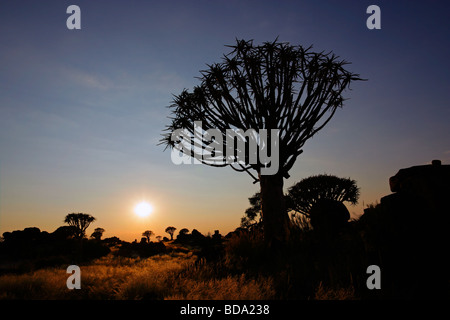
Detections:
[134, 201, 153, 217]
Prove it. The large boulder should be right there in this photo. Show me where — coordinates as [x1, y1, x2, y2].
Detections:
[309, 198, 350, 234]
[361, 160, 450, 299]
[388, 159, 450, 212]
[383, 159, 450, 240]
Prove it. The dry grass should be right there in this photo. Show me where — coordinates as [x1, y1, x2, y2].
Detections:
[313, 282, 357, 300]
[0, 252, 195, 300]
[166, 274, 275, 300]
[0, 251, 275, 300]
[0, 268, 69, 299]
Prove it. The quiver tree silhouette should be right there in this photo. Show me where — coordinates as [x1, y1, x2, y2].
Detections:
[288, 174, 359, 233]
[165, 226, 176, 240]
[64, 213, 96, 240]
[142, 230, 154, 243]
[161, 39, 363, 247]
[288, 174, 360, 216]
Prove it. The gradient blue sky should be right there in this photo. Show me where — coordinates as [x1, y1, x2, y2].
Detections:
[1, 0, 449, 241]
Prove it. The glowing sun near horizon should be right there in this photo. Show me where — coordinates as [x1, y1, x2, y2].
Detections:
[134, 201, 154, 218]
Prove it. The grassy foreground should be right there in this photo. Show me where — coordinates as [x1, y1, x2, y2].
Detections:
[0, 244, 356, 300]
[0, 250, 279, 300]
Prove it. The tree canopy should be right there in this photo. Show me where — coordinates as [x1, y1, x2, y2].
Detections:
[161, 39, 362, 181]
[64, 213, 96, 239]
[165, 226, 176, 240]
[287, 174, 360, 216]
[91, 227, 105, 241]
[142, 230, 154, 242]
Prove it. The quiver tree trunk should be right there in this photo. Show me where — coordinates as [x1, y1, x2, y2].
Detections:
[259, 173, 290, 247]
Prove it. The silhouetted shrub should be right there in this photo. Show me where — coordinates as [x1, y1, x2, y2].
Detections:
[81, 239, 111, 260]
[102, 236, 123, 247]
[51, 226, 78, 240]
[0, 227, 110, 273]
[223, 229, 266, 273]
[116, 241, 166, 258]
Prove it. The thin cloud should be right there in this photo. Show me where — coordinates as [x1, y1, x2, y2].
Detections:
[60, 67, 114, 90]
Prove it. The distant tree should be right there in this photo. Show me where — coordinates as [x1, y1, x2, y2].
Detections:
[179, 228, 190, 236]
[287, 174, 360, 217]
[156, 235, 162, 242]
[142, 230, 154, 243]
[165, 226, 176, 240]
[161, 39, 362, 246]
[64, 213, 96, 239]
[241, 193, 261, 229]
[1, 228, 42, 244]
[90, 227, 105, 241]
[1, 232, 11, 243]
[177, 228, 190, 241]
[103, 236, 121, 246]
[212, 230, 222, 241]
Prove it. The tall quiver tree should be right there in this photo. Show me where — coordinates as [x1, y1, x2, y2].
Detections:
[161, 39, 363, 247]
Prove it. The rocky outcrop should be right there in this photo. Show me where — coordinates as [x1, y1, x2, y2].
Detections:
[388, 159, 450, 212]
[361, 160, 450, 299]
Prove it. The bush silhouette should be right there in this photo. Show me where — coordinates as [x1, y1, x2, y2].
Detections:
[116, 241, 166, 258]
[0, 226, 110, 273]
[91, 228, 105, 241]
